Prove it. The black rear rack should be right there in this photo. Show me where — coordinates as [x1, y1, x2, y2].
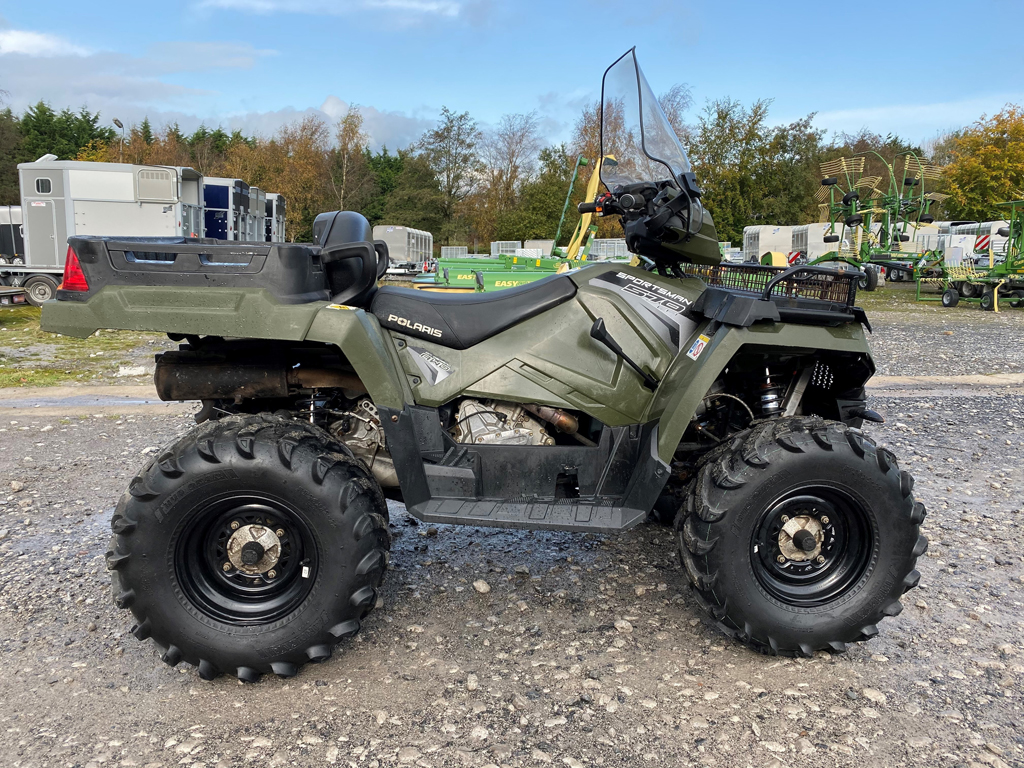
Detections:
[686, 263, 868, 329]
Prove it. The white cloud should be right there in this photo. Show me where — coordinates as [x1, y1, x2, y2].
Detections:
[145, 41, 277, 73]
[197, 0, 462, 16]
[0, 33, 275, 117]
[320, 96, 435, 150]
[0, 21, 433, 151]
[0, 29, 89, 57]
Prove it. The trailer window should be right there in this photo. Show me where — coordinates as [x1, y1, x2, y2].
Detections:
[137, 169, 176, 202]
[35, 178, 52, 194]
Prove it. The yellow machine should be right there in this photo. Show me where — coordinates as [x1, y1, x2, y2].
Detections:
[760, 251, 790, 267]
[552, 155, 614, 261]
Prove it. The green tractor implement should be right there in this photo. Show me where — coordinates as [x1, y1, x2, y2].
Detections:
[811, 152, 947, 289]
[919, 200, 1024, 311]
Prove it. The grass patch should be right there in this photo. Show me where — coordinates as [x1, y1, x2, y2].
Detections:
[855, 282, 926, 312]
[0, 306, 165, 388]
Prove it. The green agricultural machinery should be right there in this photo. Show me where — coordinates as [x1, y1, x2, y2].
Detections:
[811, 152, 947, 290]
[416, 154, 617, 292]
[918, 200, 1024, 311]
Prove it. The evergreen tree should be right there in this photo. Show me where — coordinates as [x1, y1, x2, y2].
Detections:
[18, 102, 114, 161]
[0, 107, 22, 205]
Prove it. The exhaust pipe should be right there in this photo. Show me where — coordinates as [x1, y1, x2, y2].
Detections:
[155, 353, 365, 401]
[522, 403, 597, 447]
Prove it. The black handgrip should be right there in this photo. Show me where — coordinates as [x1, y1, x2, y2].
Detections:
[320, 240, 378, 305]
[578, 201, 600, 214]
[372, 239, 390, 280]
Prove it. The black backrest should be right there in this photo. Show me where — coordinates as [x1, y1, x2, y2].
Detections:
[312, 211, 386, 307]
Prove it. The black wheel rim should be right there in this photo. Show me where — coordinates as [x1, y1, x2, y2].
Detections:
[175, 494, 318, 626]
[751, 489, 872, 607]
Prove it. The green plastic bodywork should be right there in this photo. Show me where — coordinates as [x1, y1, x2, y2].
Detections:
[42, 286, 324, 340]
[41, 262, 873, 465]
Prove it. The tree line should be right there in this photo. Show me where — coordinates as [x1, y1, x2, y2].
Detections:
[2, 93, 1022, 247]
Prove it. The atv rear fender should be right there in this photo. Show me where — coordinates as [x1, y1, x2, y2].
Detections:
[647, 320, 875, 464]
[304, 304, 412, 409]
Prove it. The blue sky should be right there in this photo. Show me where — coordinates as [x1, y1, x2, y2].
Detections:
[1, 0, 1021, 152]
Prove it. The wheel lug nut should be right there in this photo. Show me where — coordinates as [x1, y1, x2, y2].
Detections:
[267, 569, 277, 579]
[820, 516, 830, 525]
[816, 555, 825, 564]
[230, 521, 240, 530]
[780, 515, 789, 523]
[276, 529, 285, 538]
[222, 562, 232, 572]
[776, 554, 786, 564]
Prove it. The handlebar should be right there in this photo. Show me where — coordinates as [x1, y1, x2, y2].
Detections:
[578, 201, 601, 214]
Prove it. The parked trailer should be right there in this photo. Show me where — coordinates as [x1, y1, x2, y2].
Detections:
[8, 160, 204, 305]
[439, 246, 468, 259]
[792, 223, 842, 264]
[952, 221, 1010, 256]
[373, 225, 434, 273]
[742, 225, 794, 262]
[0, 286, 28, 307]
[0, 205, 25, 268]
[264, 193, 286, 243]
[204, 178, 250, 242]
[246, 187, 266, 242]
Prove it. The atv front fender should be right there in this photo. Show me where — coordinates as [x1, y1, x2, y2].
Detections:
[304, 304, 412, 409]
[647, 321, 874, 464]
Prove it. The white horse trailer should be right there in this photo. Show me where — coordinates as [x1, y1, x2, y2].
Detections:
[10, 160, 204, 304]
[265, 193, 286, 242]
[373, 225, 434, 273]
[791, 223, 842, 263]
[952, 221, 1010, 256]
[0, 205, 25, 267]
[743, 225, 794, 262]
[245, 187, 266, 242]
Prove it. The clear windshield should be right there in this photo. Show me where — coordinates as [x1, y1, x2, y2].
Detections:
[599, 49, 691, 190]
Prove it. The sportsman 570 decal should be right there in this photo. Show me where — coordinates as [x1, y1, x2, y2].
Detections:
[592, 272, 697, 351]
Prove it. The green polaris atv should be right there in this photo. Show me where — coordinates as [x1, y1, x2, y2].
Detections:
[42, 50, 926, 682]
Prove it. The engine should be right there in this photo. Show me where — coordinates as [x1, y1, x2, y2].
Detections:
[328, 397, 398, 487]
[452, 399, 555, 446]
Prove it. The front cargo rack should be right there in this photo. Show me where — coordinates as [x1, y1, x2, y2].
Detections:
[685, 263, 868, 329]
[685, 263, 860, 308]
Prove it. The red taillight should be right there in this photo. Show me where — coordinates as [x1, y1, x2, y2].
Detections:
[60, 246, 90, 292]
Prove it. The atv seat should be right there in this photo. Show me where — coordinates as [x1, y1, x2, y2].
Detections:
[371, 274, 577, 350]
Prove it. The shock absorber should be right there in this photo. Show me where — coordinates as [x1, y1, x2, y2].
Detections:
[756, 367, 784, 417]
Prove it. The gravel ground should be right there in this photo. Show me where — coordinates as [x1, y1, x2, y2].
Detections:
[1, 316, 1023, 767]
[861, 285, 1024, 377]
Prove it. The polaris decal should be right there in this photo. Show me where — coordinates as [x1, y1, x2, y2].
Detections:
[409, 346, 453, 385]
[387, 314, 443, 338]
[591, 272, 697, 351]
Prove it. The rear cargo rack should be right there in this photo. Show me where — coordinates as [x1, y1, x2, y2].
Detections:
[59, 236, 330, 306]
